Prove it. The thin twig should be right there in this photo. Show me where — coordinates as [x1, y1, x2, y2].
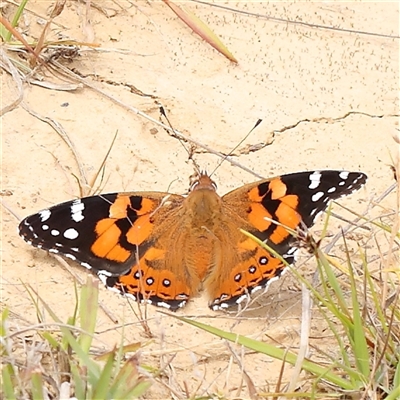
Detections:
[0, 48, 24, 115]
[286, 283, 311, 394]
[48, 59, 265, 179]
[20, 102, 89, 186]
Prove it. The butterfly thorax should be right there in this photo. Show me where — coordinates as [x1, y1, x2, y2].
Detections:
[184, 189, 222, 227]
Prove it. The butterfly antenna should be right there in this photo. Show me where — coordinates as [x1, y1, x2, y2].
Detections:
[210, 119, 263, 177]
[159, 105, 201, 175]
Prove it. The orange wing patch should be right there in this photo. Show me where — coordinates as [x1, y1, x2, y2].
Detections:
[92, 220, 131, 262]
[114, 259, 191, 306]
[268, 178, 288, 199]
[209, 244, 285, 309]
[247, 202, 272, 232]
[91, 195, 161, 262]
[247, 179, 301, 245]
[126, 215, 154, 245]
[270, 195, 300, 244]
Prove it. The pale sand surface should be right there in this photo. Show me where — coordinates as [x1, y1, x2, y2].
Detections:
[2, 2, 398, 398]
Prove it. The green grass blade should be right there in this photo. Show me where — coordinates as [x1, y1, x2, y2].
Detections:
[91, 351, 116, 399]
[70, 362, 87, 399]
[78, 276, 99, 353]
[41, 331, 61, 349]
[1, 364, 17, 400]
[59, 324, 100, 381]
[345, 241, 370, 379]
[167, 314, 355, 390]
[111, 354, 151, 399]
[392, 360, 400, 395]
[4, 0, 29, 42]
[386, 380, 400, 400]
[316, 247, 350, 318]
[30, 370, 45, 400]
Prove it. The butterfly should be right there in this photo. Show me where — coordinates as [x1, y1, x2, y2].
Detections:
[18, 170, 367, 311]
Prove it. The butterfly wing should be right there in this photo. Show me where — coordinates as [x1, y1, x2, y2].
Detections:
[19, 191, 194, 310]
[208, 170, 367, 309]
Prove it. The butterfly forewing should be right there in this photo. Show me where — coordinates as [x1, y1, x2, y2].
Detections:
[18, 192, 178, 275]
[225, 170, 366, 248]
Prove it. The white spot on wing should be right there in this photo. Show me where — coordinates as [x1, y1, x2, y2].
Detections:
[308, 171, 322, 189]
[236, 294, 249, 303]
[71, 199, 85, 223]
[311, 192, 325, 202]
[51, 229, 60, 236]
[42, 224, 49, 231]
[156, 301, 172, 309]
[287, 247, 298, 255]
[97, 273, 106, 283]
[98, 269, 112, 277]
[339, 171, 349, 180]
[312, 210, 323, 223]
[64, 228, 79, 240]
[327, 187, 336, 193]
[39, 209, 51, 222]
[249, 285, 262, 294]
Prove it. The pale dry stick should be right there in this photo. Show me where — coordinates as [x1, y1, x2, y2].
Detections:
[82, 0, 95, 43]
[200, 361, 231, 398]
[84, 0, 128, 18]
[0, 47, 24, 115]
[184, 355, 209, 400]
[283, 283, 311, 397]
[6, 322, 97, 340]
[225, 341, 257, 399]
[49, 255, 119, 323]
[2, 45, 82, 91]
[20, 102, 89, 188]
[89, 130, 119, 196]
[153, 336, 214, 398]
[4, 0, 68, 29]
[48, 59, 265, 179]
[192, 0, 400, 40]
[381, 156, 399, 309]
[90, 318, 155, 335]
[152, 355, 189, 400]
[324, 183, 397, 254]
[59, 382, 72, 400]
[306, 184, 397, 287]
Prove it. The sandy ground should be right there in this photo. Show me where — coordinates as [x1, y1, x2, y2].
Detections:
[2, 1, 399, 398]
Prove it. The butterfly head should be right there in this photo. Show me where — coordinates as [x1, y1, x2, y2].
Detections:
[189, 172, 218, 193]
